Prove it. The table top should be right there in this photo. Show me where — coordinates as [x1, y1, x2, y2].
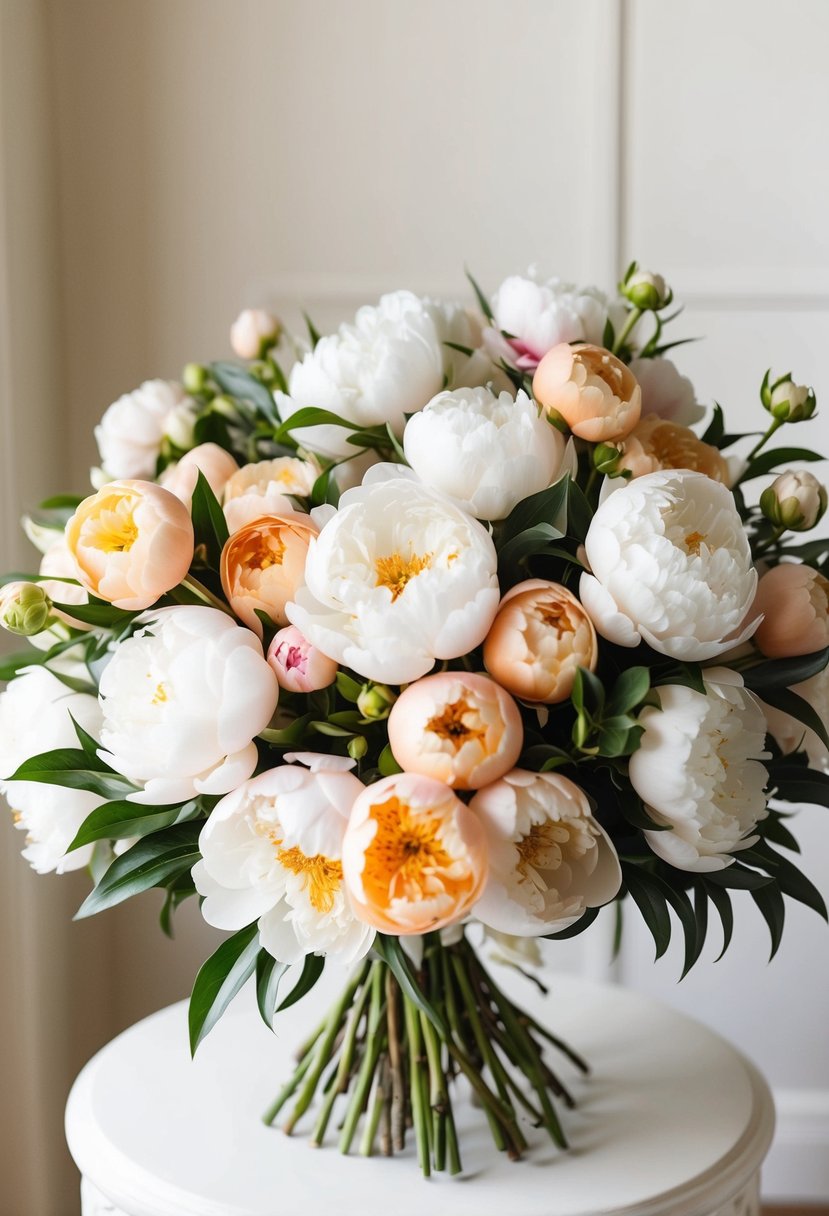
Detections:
[65, 967, 774, 1216]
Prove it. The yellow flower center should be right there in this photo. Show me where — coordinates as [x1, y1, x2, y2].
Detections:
[245, 533, 286, 571]
[375, 550, 432, 601]
[361, 796, 456, 904]
[85, 500, 140, 553]
[151, 681, 168, 705]
[684, 530, 707, 556]
[516, 821, 567, 877]
[277, 844, 343, 914]
[425, 697, 486, 751]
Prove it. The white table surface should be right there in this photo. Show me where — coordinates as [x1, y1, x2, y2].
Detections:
[65, 968, 774, 1216]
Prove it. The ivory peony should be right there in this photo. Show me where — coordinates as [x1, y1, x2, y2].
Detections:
[193, 755, 373, 965]
[0, 667, 103, 874]
[66, 480, 194, 612]
[629, 670, 769, 872]
[223, 456, 320, 533]
[628, 356, 705, 427]
[470, 770, 621, 935]
[342, 772, 488, 934]
[483, 274, 617, 372]
[98, 605, 278, 804]
[402, 387, 564, 520]
[579, 470, 760, 659]
[94, 379, 196, 481]
[286, 478, 500, 684]
[484, 579, 598, 704]
[386, 672, 524, 789]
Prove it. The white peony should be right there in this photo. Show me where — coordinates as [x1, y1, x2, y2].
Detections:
[628, 356, 705, 427]
[483, 273, 622, 372]
[403, 387, 564, 520]
[287, 477, 500, 684]
[98, 606, 278, 805]
[94, 380, 197, 482]
[193, 755, 374, 964]
[580, 470, 760, 660]
[470, 770, 621, 935]
[275, 291, 445, 459]
[0, 666, 103, 874]
[630, 669, 770, 872]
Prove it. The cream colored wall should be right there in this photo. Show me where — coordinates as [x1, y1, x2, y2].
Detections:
[1, 0, 828, 1210]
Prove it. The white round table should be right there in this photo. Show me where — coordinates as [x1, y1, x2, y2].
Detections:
[66, 971, 774, 1216]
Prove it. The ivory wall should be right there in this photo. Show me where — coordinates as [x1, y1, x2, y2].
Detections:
[1, 0, 827, 1209]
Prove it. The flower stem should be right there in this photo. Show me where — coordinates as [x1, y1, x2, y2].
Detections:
[172, 575, 235, 616]
[612, 307, 642, 355]
[742, 416, 784, 469]
[404, 995, 431, 1177]
[338, 963, 386, 1154]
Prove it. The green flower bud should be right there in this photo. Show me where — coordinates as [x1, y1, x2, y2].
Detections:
[593, 442, 624, 476]
[0, 581, 52, 636]
[357, 682, 397, 721]
[760, 470, 827, 532]
[182, 362, 208, 395]
[347, 735, 368, 761]
[210, 394, 239, 420]
[620, 265, 672, 312]
[761, 370, 816, 423]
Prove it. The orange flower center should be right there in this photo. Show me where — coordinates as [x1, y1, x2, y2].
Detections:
[425, 697, 486, 751]
[361, 796, 460, 905]
[375, 550, 432, 601]
[277, 844, 343, 914]
[244, 532, 286, 571]
[684, 530, 707, 556]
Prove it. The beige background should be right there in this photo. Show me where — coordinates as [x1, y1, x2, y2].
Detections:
[1, 1, 828, 1212]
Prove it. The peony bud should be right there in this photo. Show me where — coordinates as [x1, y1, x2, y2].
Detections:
[621, 267, 671, 312]
[182, 362, 208, 394]
[266, 624, 338, 693]
[760, 470, 827, 532]
[230, 308, 282, 360]
[357, 682, 397, 721]
[593, 442, 626, 477]
[163, 401, 198, 451]
[753, 563, 829, 658]
[347, 735, 368, 761]
[0, 581, 52, 636]
[762, 371, 816, 423]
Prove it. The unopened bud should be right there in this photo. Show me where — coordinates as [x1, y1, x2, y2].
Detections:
[210, 394, 239, 420]
[163, 401, 198, 451]
[762, 370, 816, 423]
[593, 442, 625, 476]
[621, 265, 671, 311]
[0, 581, 52, 636]
[230, 309, 282, 361]
[347, 735, 368, 761]
[182, 362, 208, 395]
[760, 469, 827, 532]
[357, 683, 397, 721]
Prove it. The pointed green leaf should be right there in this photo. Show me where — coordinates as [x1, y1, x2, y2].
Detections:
[190, 470, 229, 569]
[210, 361, 280, 425]
[75, 823, 201, 919]
[256, 951, 291, 1030]
[276, 952, 325, 1011]
[750, 883, 785, 959]
[7, 747, 139, 800]
[189, 923, 261, 1054]
[68, 798, 201, 851]
[703, 881, 734, 961]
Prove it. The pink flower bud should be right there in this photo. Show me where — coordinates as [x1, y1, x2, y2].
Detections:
[229, 309, 282, 360]
[267, 625, 337, 693]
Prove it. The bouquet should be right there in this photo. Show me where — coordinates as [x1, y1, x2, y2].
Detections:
[2, 263, 828, 1177]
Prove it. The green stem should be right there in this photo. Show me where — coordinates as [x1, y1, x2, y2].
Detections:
[741, 415, 784, 469]
[404, 995, 431, 1178]
[420, 1010, 448, 1171]
[359, 1059, 387, 1157]
[338, 964, 386, 1154]
[612, 306, 642, 355]
[385, 969, 406, 1152]
[310, 969, 373, 1147]
[261, 1048, 315, 1126]
[175, 574, 234, 615]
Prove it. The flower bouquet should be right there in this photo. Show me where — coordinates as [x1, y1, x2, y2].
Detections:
[2, 263, 828, 1177]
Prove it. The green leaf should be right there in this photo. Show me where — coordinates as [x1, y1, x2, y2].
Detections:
[189, 923, 261, 1054]
[68, 798, 201, 851]
[303, 311, 322, 349]
[742, 647, 829, 693]
[767, 765, 829, 809]
[256, 951, 291, 1030]
[39, 493, 84, 510]
[741, 446, 826, 481]
[273, 406, 357, 445]
[51, 599, 135, 628]
[750, 883, 785, 959]
[373, 936, 446, 1034]
[705, 863, 773, 891]
[6, 747, 139, 800]
[758, 685, 829, 751]
[700, 404, 725, 446]
[335, 671, 363, 702]
[276, 952, 325, 1011]
[573, 666, 605, 716]
[497, 522, 564, 566]
[565, 478, 593, 542]
[623, 867, 672, 959]
[0, 650, 43, 681]
[210, 361, 280, 426]
[310, 464, 341, 509]
[760, 811, 801, 853]
[608, 667, 650, 715]
[500, 479, 569, 542]
[465, 268, 494, 322]
[190, 470, 229, 569]
[378, 744, 403, 776]
[159, 873, 197, 938]
[742, 843, 827, 920]
[258, 713, 313, 747]
[703, 881, 734, 961]
[75, 823, 201, 919]
[684, 885, 709, 978]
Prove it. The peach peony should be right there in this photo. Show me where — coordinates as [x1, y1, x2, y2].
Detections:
[267, 624, 338, 693]
[617, 416, 730, 483]
[484, 579, 598, 703]
[532, 343, 641, 442]
[753, 563, 829, 659]
[160, 443, 239, 506]
[341, 772, 488, 934]
[221, 512, 317, 636]
[386, 671, 523, 789]
[223, 456, 320, 533]
[65, 480, 193, 611]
